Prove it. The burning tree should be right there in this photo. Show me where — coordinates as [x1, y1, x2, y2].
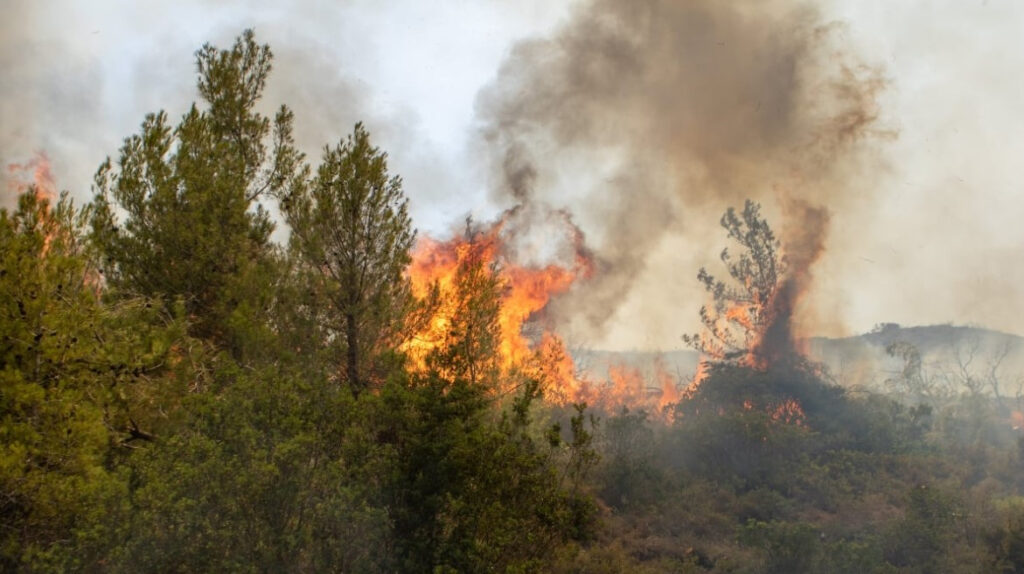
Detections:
[402, 214, 589, 399]
[684, 200, 785, 366]
[421, 224, 505, 388]
[684, 198, 829, 371]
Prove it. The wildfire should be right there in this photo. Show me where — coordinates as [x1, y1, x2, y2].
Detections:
[401, 210, 685, 416]
[401, 212, 590, 397]
[7, 151, 56, 203]
[724, 304, 756, 333]
[6, 152, 61, 256]
[768, 398, 806, 426]
[686, 359, 712, 395]
[603, 365, 649, 411]
[1011, 411, 1024, 431]
[690, 199, 829, 372]
[598, 359, 683, 419]
[653, 356, 683, 414]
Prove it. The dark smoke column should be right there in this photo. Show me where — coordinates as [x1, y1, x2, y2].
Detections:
[474, 0, 887, 346]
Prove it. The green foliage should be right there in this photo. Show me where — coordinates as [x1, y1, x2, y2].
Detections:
[984, 504, 1024, 573]
[382, 374, 598, 572]
[738, 519, 819, 573]
[104, 364, 395, 573]
[89, 29, 303, 354]
[283, 122, 414, 394]
[0, 189, 188, 570]
[882, 484, 961, 572]
[598, 408, 667, 510]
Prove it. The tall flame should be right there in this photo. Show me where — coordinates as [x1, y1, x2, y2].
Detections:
[7, 151, 56, 203]
[401, 213, 589, 397]
[6, 152, 60, 256]
[401, 210, 685, 416]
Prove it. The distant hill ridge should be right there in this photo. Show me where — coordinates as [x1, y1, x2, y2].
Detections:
[814, 323, 1024, 352]
[571, 324, 1024, 387]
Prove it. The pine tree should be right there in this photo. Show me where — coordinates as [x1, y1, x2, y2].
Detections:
[90, 30, 305, 354]
[283, 123, 414, 395]
[683, 199, 784, 361]
[1, 189, 187, 569]
[428, 230, 503, 388]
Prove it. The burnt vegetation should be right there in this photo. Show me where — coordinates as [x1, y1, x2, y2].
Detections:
[5, 31, 1024, 574]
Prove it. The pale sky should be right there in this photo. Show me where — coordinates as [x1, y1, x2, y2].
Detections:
[3, 0, 1023, 350]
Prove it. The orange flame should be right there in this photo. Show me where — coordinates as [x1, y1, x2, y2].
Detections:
[7, 151, 56, 203]
[724, 304, 756, 333]
[653, 356, 683, 415]
[402, 212, 686, 416]
[1011, 411, 1024, 431]
[590, 360, 682, 420]
[402, 231, 495, 371]
[683, 359, 712, 398]
[402, 214, 589, 397]
[6, 152, 61, 257]
[533, 332, 586, 402]
[603, 365, 648, 411]
[768, 398, 806, 426]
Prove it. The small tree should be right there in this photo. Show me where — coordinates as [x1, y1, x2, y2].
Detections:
[427, 229, 504, 388]
[283, 123, 415, 395]
[885, 341, 937, 401]
[683, 200, 784, 362]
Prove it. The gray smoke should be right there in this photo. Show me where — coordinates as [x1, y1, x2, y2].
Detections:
[0, 2, 461, 227]
[475, 0, 887, 346]
[0, 1, 108, 208]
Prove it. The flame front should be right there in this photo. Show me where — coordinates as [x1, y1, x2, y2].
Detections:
[401, 217, 587, 399]
[600, 359, 683, 419]
[7, 151, 56, 203]
[401, 214, 684, 416]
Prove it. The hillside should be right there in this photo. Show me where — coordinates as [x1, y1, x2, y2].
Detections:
[808, 324, 1024, 393]
[573, 324, 1024, 396]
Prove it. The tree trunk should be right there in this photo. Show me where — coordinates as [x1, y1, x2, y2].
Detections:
[346, 312, 361, 396]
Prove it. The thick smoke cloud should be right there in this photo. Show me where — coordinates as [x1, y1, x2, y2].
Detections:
[11, 0, 1022, 348]
[476, 0, 886, 347]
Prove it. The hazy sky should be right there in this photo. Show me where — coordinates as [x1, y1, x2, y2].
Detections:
[3, 0, 1023, 350]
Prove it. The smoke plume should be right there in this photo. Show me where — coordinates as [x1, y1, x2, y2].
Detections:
[476, 0, 887, 348]
[755, 198, 831, 364]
